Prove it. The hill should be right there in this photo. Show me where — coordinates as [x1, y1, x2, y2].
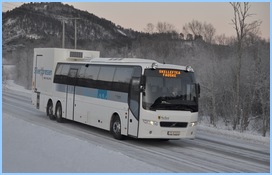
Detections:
[2, 2, 139, 52]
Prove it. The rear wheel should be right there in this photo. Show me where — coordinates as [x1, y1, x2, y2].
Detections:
[111, 115, 123, 140]
[55, 102, 64, 123]
[47, 100, 55, 120]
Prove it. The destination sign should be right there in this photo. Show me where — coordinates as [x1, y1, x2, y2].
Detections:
[159, 70, 181, 78]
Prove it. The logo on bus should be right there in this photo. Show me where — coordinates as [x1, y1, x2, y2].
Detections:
[34, 67, 52, 80]
[158, 116, 170, 120]
[97, 89, 108, 99]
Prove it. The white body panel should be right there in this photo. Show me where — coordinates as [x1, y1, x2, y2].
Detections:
[31, 48, 100, 113]
[73, 90, 129, 134]
[138, 110, 198, 139]
[128, 110, 139, 137]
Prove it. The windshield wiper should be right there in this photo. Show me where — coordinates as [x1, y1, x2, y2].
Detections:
[175, 104, 197, 112]
[150, 97, 164, 110]
[149, 97, 198, 112]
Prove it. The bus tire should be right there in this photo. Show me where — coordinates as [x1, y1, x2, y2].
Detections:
[111, 115, 124, 140]
[55, 102, 64, 123]
[47, 100, 55, 120]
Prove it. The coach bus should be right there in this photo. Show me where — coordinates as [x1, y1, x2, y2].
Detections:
[32, 48, 200, 140]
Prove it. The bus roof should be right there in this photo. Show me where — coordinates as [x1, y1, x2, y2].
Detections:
[89, 57, 157, 64]
[58, 58, 190, 71]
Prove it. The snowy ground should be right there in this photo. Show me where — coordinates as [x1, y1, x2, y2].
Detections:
[2, 80, 169, 173]
[3, 113, 169, 173]
[2, 80, 270, 173]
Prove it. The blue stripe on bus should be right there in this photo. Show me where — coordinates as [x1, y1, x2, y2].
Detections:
[55, 84, 128, 103]
[97, 89, 108, 99]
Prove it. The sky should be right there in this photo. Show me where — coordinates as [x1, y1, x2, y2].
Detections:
[1, 2, 270, 39]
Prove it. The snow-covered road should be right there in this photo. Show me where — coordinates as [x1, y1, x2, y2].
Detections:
[2, 87, 270, 173]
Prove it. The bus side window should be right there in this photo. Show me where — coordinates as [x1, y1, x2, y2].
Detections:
[132, 66, 142, 77]
[77, 65, 86, 87]
[54, 64, 63, 83]
[113, 67, 133, 92]
[97, 66, 115, 90]
[67, 68, 78, 86]
[84, 65, 100, 88]
[54, 63, 70, 84]
[78, 65, 86, 78]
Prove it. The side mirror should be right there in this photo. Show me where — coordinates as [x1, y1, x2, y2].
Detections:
[140, 76, 146, 86]
[196, 83, 200, 97]
[140, 76, 146, 95]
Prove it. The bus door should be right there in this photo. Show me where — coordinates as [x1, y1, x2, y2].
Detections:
[128, 77, 141, 137]
[66, 68, 78, 120]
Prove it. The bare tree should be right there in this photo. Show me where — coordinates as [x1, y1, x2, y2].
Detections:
[203, 22, 216, 44]
[179, 33, 184, 40]
[183, 20, 203, 36]
[230, 2, 262, 130]
[251, 40, 269, 137]
[183, 20, 216, 43]
[144, 23, 155, 33]
[215, 34, 234, 45]
[186, 34, 193, 40]
[156, 22, 176, 33]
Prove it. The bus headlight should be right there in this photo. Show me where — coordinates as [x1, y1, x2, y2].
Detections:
[189, 121, 197, 127]
[143, 119, 158, 126]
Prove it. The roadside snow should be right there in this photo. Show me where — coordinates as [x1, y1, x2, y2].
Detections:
[4, 18, 17, 26]
[198, 125, 269, 145]
[117, 29, 127, 36]
[26, 34, 41, 39]
[3, 80, 31, 95]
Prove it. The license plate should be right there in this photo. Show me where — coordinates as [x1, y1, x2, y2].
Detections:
[167, 131, 180, 136]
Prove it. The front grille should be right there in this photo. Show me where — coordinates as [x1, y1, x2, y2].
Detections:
[160, 122, 188, 128]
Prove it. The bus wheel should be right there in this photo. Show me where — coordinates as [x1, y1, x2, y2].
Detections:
[111, 115, 123, 140]
[47, 100, 55, 120]
[55, 102, 63, 123]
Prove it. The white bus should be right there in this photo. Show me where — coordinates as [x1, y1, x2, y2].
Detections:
[32, 48, 200, 140]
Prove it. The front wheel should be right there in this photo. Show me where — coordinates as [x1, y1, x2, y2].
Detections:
[111, 116, 124, 140]
[55, 102, 64, 123]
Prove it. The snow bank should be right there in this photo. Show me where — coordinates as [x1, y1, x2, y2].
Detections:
[198, 116, 270, 145]
[3, 80, 31, 95]
[198, 125, 269, 145]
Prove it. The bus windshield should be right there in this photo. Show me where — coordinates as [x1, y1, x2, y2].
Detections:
[143, 68, 198, 112]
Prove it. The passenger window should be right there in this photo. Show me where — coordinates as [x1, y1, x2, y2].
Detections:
[60, 64, 70, 76]
[133, 66, 142, 77]
[98, 66, 115, 82]
[78, 66, 86, 78]
[68, 68, 78, 78]
[85, 66, 100, 80]
[113, 67, 133, 83]
[55, 64, 63, 75]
